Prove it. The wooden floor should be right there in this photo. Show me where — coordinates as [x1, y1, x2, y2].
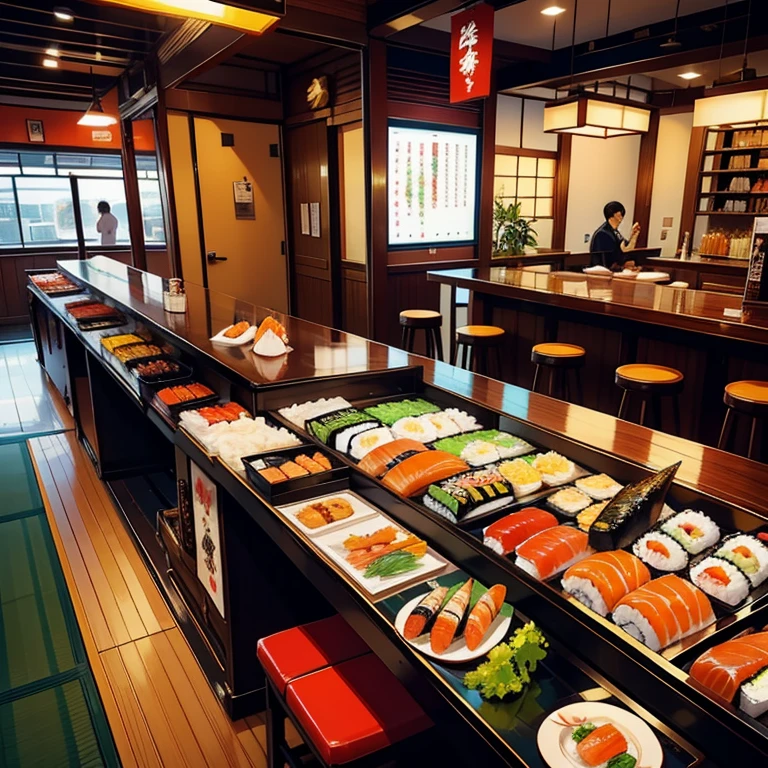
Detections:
[28, 428, 296, 767]
[0, 341, 72, 440]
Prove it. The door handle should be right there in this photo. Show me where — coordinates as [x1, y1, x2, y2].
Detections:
[207, 251, 228, 263]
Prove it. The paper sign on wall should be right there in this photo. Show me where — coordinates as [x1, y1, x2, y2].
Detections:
[310, 202, 321, 238]
[92, 130, 112, 142]
[450, 2, 494, 104]
[191, 462, 225, 618]
[743, 217, 768, 307]
[233, 179, 255, 220]
[300, 203, 310, 235]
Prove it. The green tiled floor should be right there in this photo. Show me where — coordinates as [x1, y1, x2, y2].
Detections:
[0, 442, 117, 767]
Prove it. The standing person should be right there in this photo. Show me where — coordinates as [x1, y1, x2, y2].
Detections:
[96, 201, 118, 246]
[589, 201, 640, 270]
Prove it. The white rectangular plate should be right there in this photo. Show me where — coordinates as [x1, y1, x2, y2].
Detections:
[210, 325, 257, 346]
[276, 491, 380, 538]
[313, 516, 447, 595]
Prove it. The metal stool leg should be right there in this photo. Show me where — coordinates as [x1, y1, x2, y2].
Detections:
[400, 325, 408, 350]
[547, 367, 554, 397]
[718, 408, 734, 451]
[532, 365, 541, 393]
[618, 389, 629, 420]
[453, 341, 461, 367]
[749, 416, 759, 460]
[265, 683, 286, 768]
[639, 397, 647, 427]
[433, 328, 444, 362]
[651, 395, 663, 431]
[466, 344, 474, 373]
[575, 369, 584, 406]
[424, 328, 434, 359]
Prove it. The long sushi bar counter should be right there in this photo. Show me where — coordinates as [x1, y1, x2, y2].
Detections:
[26, 257, 768, 768]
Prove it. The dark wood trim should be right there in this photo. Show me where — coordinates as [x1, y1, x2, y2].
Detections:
[679, 125, 707, 253]
[387, 245, 475, 265]
[478, 84, 497, 269]
[187, 114, 209, 289]
[164, 88, 283, 122]
[154, 89, 181, 279]
[367, 38, 389, 344]
[388, 101, 481, 128]
[552, 133, 571, 251]
[387, 259, 479, 274]
[633, 109, 660, 249]
[495, 145, 558, 159]
[119, 119, 147, 271]
[337, 127, 347, 263]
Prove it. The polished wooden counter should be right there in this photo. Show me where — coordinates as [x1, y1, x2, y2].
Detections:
[644, 255, 748, 276]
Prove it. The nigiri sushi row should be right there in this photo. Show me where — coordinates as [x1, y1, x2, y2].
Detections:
[403, 580, 507, 654]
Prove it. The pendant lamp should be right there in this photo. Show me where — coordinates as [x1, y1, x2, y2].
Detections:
[78, 70, 117, 127]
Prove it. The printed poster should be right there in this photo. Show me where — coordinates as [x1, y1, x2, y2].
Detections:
[743, 216, 768, 306]
[191, 462, 225, 618]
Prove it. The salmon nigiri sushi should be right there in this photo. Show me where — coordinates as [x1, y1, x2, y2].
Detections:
[612, 574, 714, 652]
[690, 631, 768, 717]
[515, 526, 592, 580]
[561, 551, 651, 617]
[430, 579, 473, 654]
[382, 451, 469, 498]
[465, 584, 506, 651]
[403, 585, 448, 641]
[483, 508, 558, 556]
[576, 723, 628, 767]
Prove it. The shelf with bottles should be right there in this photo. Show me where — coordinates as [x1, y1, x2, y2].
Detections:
[698, 228, 752, 259]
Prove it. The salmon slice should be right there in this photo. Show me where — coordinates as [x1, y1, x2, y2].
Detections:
[382, 451, 469, 498]
[576, 723, 628, 767]
[430, 579, 473, 654]
[465, 584, 506, 651]
[690, 632, 768, 701]
[484, 508, 558, 555]
[358, 439, 427, 477]
[564, 551, 651, 612]
[516, 526, 590, 579]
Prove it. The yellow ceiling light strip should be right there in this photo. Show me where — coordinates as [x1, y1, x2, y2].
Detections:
[96, 0, 280, 34]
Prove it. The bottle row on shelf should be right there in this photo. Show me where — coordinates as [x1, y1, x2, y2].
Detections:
[699, 229, 752, 259]
[701, 197, 768, 213]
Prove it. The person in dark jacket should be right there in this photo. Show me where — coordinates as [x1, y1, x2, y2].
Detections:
[589, 201, 640, 270]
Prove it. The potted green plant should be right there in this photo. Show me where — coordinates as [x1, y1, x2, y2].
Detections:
[492, 193, 538, 257]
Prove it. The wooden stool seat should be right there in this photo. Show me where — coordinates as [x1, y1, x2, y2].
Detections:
[285, 654, 432, 765]
[616, 363, 684, 433]
[719, 380, 768, 461]
[453, 326, 504, 377]
[399, 309, 444, 360]
[531, 343, 586, 366]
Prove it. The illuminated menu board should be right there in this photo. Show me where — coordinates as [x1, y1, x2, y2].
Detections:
[388, 121, 479, 247]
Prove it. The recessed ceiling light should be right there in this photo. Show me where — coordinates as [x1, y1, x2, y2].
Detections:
[45, 47, 60, 57]
[541, 6, 566, 16]
[678, 71, 701, 80]
[53, 7, 74, 21]
[42, 58, 59, 68]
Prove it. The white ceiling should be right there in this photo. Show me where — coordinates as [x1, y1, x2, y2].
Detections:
[646, 51, 768, 88]
[424, 0, 729, 50]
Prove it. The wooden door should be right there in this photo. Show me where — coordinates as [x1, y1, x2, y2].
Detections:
[194, 117, 288, 312]
[284, 121, 335, 326]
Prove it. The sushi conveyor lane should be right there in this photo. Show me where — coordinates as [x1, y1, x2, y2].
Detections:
[175, 427, 705, 768]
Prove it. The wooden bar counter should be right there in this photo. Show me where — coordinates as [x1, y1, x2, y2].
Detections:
[428, 266, 768, 452]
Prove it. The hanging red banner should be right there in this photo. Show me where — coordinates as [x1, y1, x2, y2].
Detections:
[450, 2, 494, 104]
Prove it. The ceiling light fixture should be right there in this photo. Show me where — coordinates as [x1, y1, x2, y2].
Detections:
[91, 0, 281, 34]
[53, 7, 74, 21]
[660, 0, 683, 48]
[78, 68, 118, 127]
[42, 58, 59, 68]
[678, 72, 701, 80]
[45, 47, 60, 57]
[541, 5, 566, 15]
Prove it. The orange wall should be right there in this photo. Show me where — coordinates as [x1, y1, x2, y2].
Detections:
[0, 90, 156, 152]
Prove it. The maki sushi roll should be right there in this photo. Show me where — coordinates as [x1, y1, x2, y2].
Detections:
[633, 530, 689, 572]
[357, 438, 428, 478]
[532, 452, 575, 486]
[483, 508, 558, 556]
[715, 534, 768, 587]
[515, 526, 592, 580]
[363, 398, 440, 426]
[548, 487, 592, 517]
[574, 474, 623, 501]
[430, 579, 473, 654]
[402, 585, 449, 640]
[305, 407, 381, 453]
[348, 426, 394, 461]
[423, 468, 514, 523]
[690, 631, 768, 718]
[461, 440, 500, 467]
[562, 551, 651, 617]
[661, 510, 720, 555]
[498, 459, 542, 497]
[391, 416, 438, 443]
[689, 558, 751, 606]
[490, 433, 534, 459]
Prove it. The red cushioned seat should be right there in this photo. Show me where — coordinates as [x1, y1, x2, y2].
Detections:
[257, 615, 370, 694]
[285, 654, 432, 765]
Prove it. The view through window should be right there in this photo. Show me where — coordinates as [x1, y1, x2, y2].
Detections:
[0, 150, 164, 248]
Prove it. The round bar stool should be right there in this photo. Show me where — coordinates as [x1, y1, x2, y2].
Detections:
[399, 309, 443, 361]
[453, 325, 504, 377]
[531, 343, 585, 403]
[718, 380, 768, 461]
[615, 363, 684, 433]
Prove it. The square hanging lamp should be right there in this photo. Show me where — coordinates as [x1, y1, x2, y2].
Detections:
[93, 0, 283, 34]
[543, 93, 652, 138]
[692, 81, 768, 127]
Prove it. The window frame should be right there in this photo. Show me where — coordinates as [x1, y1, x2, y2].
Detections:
[493, 145, 557, 222]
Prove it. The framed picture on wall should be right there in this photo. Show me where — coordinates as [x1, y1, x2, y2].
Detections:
[26, 119, 45, 143]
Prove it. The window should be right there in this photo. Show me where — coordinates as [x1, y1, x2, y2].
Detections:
[0, 149, 166, 248]
[494, 151, 556, 220]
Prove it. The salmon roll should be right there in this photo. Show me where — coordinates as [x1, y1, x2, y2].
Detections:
[515, 526, 592, 580]
[430, 579, 473, 654]
[562, 551, 651, 617]
[612, 574, 715, 652]
[465, 584, 506, 651]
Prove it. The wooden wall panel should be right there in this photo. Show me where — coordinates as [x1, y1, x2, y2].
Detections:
[341, 263, 368, 337]
[293, 272, 333, 327]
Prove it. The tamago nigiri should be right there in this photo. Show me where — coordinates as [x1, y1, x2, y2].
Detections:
[403, 585, 449, 641]
[465, 584, 507, 650]
[430, 579, 473, 654]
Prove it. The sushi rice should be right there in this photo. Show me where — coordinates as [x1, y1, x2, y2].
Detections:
[441, 408, 481, 433]
[633, 530, 689, 572]
[574, 473, 623, 501]
[661, 509, 720, 555]
[690, 557, 751, 606]
[498, 458, 542, 496]
[279, 397, 351, 428]
[548, 487, 592, 516]
[491, 433, 535, 459]
[741, 667, 768, 718]
[334, 421, 382, 454]
[714, 534, 768, 588]
[461, 440, 501, 467]
[391, 416, 438, 443]
[348, 426, 395, 460]
[418, 411, 462, 438]
[532, 451, 575, 486]
[561, 575, 611, 616]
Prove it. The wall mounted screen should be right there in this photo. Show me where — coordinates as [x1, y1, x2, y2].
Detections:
[388, 120, 479, 247]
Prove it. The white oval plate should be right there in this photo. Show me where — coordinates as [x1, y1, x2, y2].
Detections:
[210, 324, 257, 346]
[537, 702, 663, 768]
[394, 591, 511, 663]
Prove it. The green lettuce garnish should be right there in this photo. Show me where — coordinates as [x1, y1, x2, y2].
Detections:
[571, 723, 597, 742]
[607, 754, 636, 768]
[463, 622, 548, 700]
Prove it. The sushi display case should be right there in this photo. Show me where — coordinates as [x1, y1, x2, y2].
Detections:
[25, 258, 768, 766]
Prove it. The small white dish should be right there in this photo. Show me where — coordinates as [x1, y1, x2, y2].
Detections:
[537, 702, 663, 768]
[613, 270, 639, 280]
[635, 271, 670, 283]
[276, 491, 380, 537]
[210, 324, 257, 346]
[394, 590, 511, 663]
[583, 265, 612, 275]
